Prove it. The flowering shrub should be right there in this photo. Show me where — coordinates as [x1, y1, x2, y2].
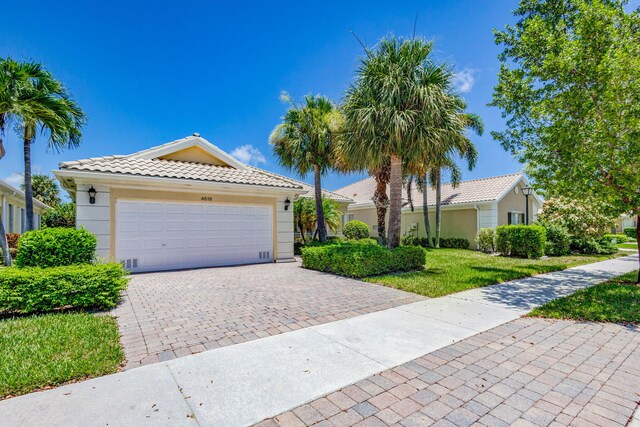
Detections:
[537, 197, 616, 239]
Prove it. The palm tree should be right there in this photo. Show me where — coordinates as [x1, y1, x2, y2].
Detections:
[370, 165, 390, 244]
[341, 37, 454, 248]
[0, 58, 86, 231]
[22, 174, 61, 207]
[293, 198, 316, 243]
[270, 93, 340, 243]
[320, 198, 343, 235]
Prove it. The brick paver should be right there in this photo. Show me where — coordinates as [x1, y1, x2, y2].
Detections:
[113, 261, 423, 368]
[258, 318, 640, 426]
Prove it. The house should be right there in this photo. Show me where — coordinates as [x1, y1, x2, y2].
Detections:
[613, 214, 637, 235]
[333, 173, 543, 249]
[1, 178, 49, 233]
[53, 135, 307, 273]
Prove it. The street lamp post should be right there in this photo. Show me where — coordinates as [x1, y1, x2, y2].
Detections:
[522, 186, 533, 225]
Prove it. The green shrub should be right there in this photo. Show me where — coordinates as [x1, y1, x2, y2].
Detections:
[343, 220, 370, 240]
[15, 228, 97, 268]
[0, 263, 128, 314]
[602, 233, 628, 244]
[570, 237, 617, 255]
[496, 225, 546, 259]
[438, 237, 470, 249]
[301, 242, 425, 278]
[476, 228, 496, 253]
[538, 222, 571, 256]
[42, 203, 76, 228]
[624, 227, 636, 239]
[401, 236, 429, 247]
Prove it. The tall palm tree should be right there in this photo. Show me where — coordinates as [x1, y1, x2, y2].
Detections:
[22, 174, 61, 207]
[370, 165, 390, 244]
[0, 58, 86, 231]
[342, 36, 454, 248]
[270, 93, 340, 243]
[293, 198, 316, 243]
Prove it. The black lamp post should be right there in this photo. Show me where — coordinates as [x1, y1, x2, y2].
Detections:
[522, 186, 533, 225]
[88, 186, 97, 204]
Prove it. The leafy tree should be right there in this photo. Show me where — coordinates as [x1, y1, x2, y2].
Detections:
[0, 58, 86, 232]
[271, 93, 341, 243]
[21, 174, 61, 207]
[341, 36, 457, 248]
[491, 0, 640, 279]
[42, 202, 76, 228]
[293, 197, 343, 242]
[537, 197, 616, 239]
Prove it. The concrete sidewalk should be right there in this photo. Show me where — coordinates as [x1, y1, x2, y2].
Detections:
[1, 255, 637, 427]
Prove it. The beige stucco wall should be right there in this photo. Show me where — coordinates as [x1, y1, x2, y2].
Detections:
[497, 184, 542, 226]
[1, 193, 47, 233]
[74, 184, 295, 263]
[159, 146, 228, 165]
[614, 216, 636, 233]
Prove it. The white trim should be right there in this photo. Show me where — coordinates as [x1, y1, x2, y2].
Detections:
[129, 136, 248, 171]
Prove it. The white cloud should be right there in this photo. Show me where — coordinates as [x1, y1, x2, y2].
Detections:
[4, 172, 24, 187]
[453, 68, 477, 93]
[230, 145, 267, 165]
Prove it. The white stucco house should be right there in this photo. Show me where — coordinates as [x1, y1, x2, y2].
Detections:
[53, 135, 307, 272]
[1, 177, 49, 233]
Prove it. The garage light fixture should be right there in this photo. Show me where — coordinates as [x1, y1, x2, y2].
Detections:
[284, 198, 291, 211]
[88, 186, 97, 204]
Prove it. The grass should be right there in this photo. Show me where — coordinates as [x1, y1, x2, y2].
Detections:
[0, 313, 124, 398]
[364, 248, 623, 298]
[617, 242, 638, 250]
[529, 271, 640, 323]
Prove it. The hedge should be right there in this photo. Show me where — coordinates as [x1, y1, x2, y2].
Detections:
[343, 220, 370, 240]
[538, 222, 571, 256]
[0, 263, 129, 314]
[401, 236, 470, 249]
[476, 228, 496, 253]
[301, 242, 425, 278]
[624, 227, 636, 239]
[602, 233, 628, 244]
[570, 237, 617, 255]
[15, 228, 97, 268]
[496, 225, 546, 258]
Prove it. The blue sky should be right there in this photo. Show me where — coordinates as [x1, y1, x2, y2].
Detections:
[2, 1, 530, 192]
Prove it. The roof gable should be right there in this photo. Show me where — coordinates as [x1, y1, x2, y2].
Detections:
[130, 135, 247, 170]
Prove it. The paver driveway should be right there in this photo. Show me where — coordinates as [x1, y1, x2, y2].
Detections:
[113, 261, 424, 369]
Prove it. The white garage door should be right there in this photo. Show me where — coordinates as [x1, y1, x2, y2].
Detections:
[116, 200, 273, 272]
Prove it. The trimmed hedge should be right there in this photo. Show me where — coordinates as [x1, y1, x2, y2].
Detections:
[0, 263, 129, 314]
[624, 227, 636, 239]
[301, 242, 425, 278]
[343, 220, 370, 240]
[570, 237, 617, 255]
[496, 225, 546, 259]
[15, 228, 97, 268]
[476, 228, 496, 253]
[538, 222, 571, 256]
[401, 236, 470, 249]
[602, 233, 628, 244]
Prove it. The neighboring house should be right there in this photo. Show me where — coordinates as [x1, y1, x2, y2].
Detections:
[53, 134, 307, 273]
[334, 173, 543, 249]
[0, 177, 48, 233]
[613, 214, 637, 234]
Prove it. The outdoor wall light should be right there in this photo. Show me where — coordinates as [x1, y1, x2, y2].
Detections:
[284, 198, 291, 211]
[88, 186, 97, 204]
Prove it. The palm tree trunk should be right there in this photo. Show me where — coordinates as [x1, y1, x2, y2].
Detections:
[388, 154, 403, 248]
[373, 175, 388, 245]
[636, 214, 639, 283]
[298, 221, 306, 244]
[422, 172, 433, 247]
[314, 165, 327, 243]
[0, 213, 11, 266]
[434, 169, 442, 248]
[23, 127, 34, 231]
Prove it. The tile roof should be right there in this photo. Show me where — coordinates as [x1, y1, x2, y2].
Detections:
[59, 155, 303, 190]
[333, 173, 524, 207]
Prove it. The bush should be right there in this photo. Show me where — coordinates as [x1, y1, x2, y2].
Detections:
[496, 225, 546, 258]
[401, 235, 429, 247]
[537, 197, 616, 239]
[538, 222, 571, 256]
[570, 237, 617, 255]
[476, 228, 496, 253]
[438, 237, 470, 249]
[301, 242, 425, 278]
[602, 233, 628, 244]
[624, 227, 636, 239]
[15, 228, 97, 268]
[0, 263, 128, 314]
[343, 220, 370, 240]
[42, 203, 76, 228]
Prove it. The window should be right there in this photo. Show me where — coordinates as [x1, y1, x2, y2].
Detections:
[348, 214, 354, 221]
[8, 204, 14, 233]
[508, 211, 525, 225]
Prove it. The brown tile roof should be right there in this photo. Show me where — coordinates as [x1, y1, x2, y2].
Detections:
[59, 155, 303, 190]
[333, 173, 523, 207]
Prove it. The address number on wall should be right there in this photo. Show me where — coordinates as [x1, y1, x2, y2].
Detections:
[201, 196, 213, 202]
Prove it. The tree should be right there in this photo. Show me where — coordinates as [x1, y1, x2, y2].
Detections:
[537, 197, 616, 239]
[293, 197, 343, 242]
[341, 36, 456, 248]
[0, 58, 86, 232]
[370, 165, 390, 245]
[42, 202, 76, 228]
[21, 174, 61, 207]
[270, 93, 340, 243]
[491, 0, 640, 280]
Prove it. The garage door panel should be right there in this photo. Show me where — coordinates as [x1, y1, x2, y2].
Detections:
[116, 200, 273, 272]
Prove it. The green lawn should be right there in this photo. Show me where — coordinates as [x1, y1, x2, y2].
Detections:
[529, 271, 640, 323]
[617, 242, 638, 250]
[0, 313, 124, 398]
[364, 248, 623, 297]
